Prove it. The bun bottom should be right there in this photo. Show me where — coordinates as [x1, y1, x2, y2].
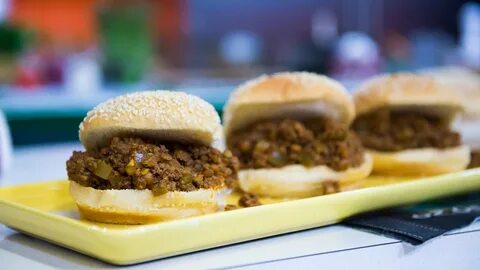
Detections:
[370, 145, 470, 176]
[238, 153, 372, 198]
[69, 181, 230, 224]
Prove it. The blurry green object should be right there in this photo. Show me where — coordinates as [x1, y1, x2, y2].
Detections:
[0, 23, 32, 83]
[0, 24, 25, 55]
[98, 3, 153, 83]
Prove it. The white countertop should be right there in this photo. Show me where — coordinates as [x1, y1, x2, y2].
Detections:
[0, 143, 479, 269]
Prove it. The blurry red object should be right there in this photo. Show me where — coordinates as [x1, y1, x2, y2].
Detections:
[15, 64, 41, 89]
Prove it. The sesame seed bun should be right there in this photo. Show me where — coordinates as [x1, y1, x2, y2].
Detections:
[223, 72, 355, 136]
[79, 90, 223, 151]
[354, 73, 462, 122]
[369, 145, 470, 176]
[70, 182, 229, 224]
[238, 153, 372, 198]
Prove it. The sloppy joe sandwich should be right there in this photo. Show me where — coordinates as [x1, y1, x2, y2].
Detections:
[422, 66, 480, 168]
[223, 72, 372, 198]
[66, 91, 239, 224]
[352, 73, 470, 176]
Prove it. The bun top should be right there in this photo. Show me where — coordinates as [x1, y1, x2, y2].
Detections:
[421, 66, 480, 119]
[223, 72, 355, 135]
[79, 91, 223, 151]
[354, 73, 462, 120]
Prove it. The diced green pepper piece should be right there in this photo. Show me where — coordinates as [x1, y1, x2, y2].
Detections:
[94, 160, 113, 180]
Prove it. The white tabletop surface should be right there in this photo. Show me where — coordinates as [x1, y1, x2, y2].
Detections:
[0, 143, 479, 270]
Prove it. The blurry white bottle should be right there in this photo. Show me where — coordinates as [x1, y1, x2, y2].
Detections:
[460, 2, 480, 68]
[220, 31, 262, 66]
[0, 109, 12, 178]
[64, 50, 102, 97]
[333, 32, 381, 80]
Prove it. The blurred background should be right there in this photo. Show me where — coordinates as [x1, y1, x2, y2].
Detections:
[0, 0, 479, 146]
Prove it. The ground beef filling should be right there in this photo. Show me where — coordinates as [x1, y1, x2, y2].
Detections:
[468, 150, 480, 168]
[352, 109, 461, 152]
[239, 193, 261, 207]
[66, 137, 239, 195]
[227, 118, 365, 171]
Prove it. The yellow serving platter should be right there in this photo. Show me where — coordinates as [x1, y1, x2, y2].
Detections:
[1, 169, 480, 265]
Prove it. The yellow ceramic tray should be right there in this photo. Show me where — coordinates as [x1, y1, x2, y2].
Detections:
[1, 169, 480, 265]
